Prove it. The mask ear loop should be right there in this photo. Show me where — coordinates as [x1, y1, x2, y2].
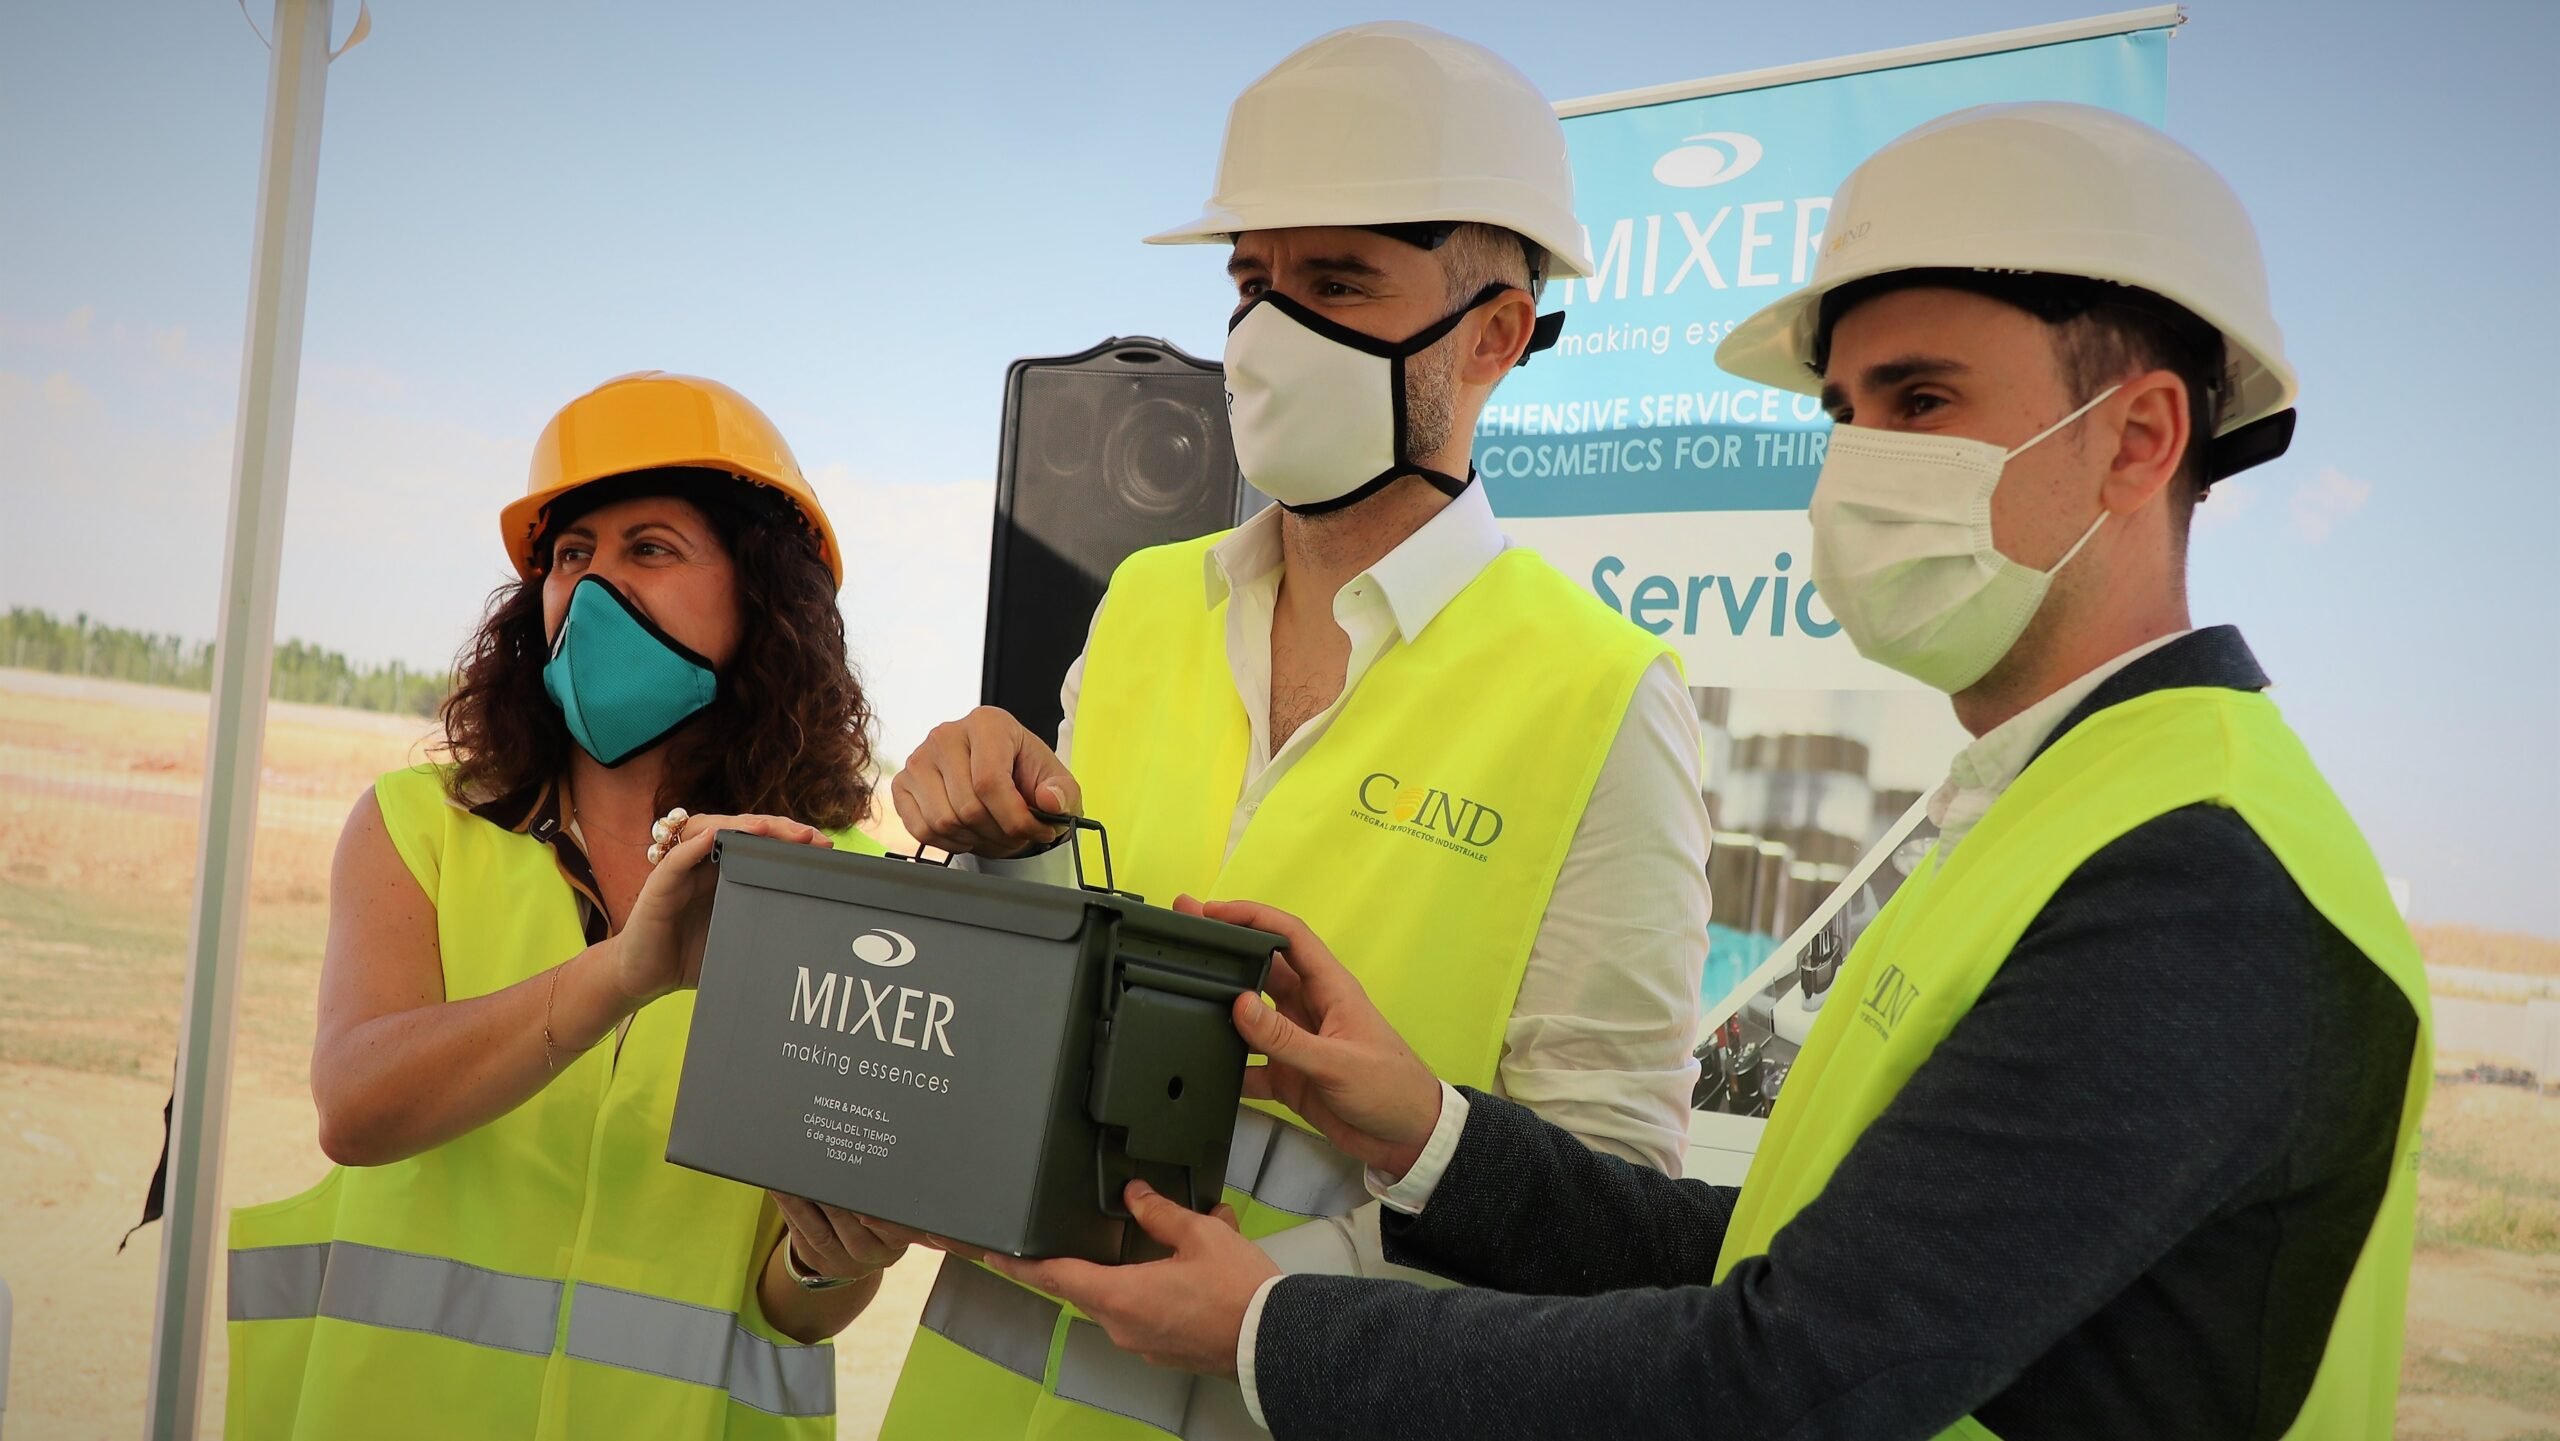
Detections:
[2044, 508, 2111, 578]
[1377, 283, 1527, 503]
[2005, 383, 2124, 578]
[2002, 382, 2123, 461]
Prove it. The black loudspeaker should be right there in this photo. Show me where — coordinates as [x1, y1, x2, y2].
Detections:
[982, 337, 1267, 747]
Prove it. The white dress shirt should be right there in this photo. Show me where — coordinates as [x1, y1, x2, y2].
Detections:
[1926, 629, 2191, 853]
[1001, 483, 1712, 1429]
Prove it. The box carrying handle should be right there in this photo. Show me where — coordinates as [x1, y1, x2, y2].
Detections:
[1028, 807, 1144, 903]
[893, 809, 1144, 904]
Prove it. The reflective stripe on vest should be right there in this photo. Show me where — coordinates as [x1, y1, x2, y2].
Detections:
[566, 1282, 834, 1418]
[1224, 1108, 1365, 1220]
[917, 1264, 1263, 1441]
[1057, 1319, 1265, 1441]
[228, 1240, 834, 1417]
[919, 1247, 1058, 1384]
[913, 1110, 1365, 1434]
[230, 1240, 560, 1355]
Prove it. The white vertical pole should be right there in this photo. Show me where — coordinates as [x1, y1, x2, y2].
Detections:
[142, 2, 335, 1435]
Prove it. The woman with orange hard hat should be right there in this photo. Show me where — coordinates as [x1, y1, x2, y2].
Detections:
[224, 372, 915, 1439]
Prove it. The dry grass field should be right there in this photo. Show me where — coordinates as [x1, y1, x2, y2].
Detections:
[2414, 924, 2560, 980]
[3, 667, 2556, 1438]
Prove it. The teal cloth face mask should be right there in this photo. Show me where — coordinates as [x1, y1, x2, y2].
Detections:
[542, 576, 719, 766]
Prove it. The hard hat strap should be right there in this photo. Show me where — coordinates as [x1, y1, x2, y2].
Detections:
[1358, 222, 1549, 301]
[1360, 221, 1463, 252]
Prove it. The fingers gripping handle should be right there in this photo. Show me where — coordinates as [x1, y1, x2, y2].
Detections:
[1028, 806, 1140, 902]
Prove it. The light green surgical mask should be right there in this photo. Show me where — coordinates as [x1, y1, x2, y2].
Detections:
[1807, 384, 2119, 693]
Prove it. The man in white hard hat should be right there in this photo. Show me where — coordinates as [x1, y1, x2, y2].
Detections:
[874, 23, 1711, 1440]
[994, 103, 2433, 1441]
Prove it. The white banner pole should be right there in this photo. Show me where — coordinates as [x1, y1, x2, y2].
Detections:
[1555, 5, 2184, 116]
[142, 1, 336, 1434]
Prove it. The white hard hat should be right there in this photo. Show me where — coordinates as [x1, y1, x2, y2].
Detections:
[1719, 103, 2298, 469]
[1149, 22, 1594, 281]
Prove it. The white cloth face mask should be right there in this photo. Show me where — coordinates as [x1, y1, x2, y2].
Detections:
[1222, 286, 1505, 514]
[1808, 384, 2121, 693]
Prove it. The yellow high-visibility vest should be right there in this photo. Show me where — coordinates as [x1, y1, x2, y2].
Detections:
[226, 764, 880, 1439]
[1715, 686, 2431, 1440]
[881, 534, 1673, 1440]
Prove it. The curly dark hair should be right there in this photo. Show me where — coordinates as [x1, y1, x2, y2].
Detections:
[436, 468, 876, 830]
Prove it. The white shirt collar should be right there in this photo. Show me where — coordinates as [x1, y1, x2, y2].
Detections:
[1202, 504, 1283, 607]
[1201, 481, 1509, 642]
[1929, 629, 2192, 848]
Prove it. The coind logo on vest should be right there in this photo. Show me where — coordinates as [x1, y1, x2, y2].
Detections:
[1355, 772, 1504, 861]
[1859, 963, 1921, 1042]
[786, 928, 957, 1056]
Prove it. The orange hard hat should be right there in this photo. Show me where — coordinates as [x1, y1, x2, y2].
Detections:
[503, 371, 844, 588]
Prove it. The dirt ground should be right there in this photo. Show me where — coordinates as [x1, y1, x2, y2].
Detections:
[3, 669, 2556, 1438]
[2396, 1074, 2560, 1440]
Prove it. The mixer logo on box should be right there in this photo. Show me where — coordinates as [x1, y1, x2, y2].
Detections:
[790, 961, 958, 1057]
[1355, 772, 1505, 861]
[850, 928, 915, 968]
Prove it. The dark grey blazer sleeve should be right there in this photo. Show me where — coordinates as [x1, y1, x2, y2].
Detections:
[1369, 1083, 1739, 1295]
[1251, 805, 2416, 1441]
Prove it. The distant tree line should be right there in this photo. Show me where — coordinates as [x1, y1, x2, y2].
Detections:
[2, 606, 449, 718]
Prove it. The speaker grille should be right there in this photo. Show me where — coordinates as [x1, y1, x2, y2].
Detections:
[984, 340, 1243, 747]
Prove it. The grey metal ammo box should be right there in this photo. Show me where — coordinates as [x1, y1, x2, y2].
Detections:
[666, 831, 1276, 1263]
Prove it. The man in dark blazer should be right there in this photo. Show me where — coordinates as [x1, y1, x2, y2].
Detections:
[986, 102, 2431, 1441]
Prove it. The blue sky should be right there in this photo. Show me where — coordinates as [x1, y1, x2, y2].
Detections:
[2, 0, 2554, 935]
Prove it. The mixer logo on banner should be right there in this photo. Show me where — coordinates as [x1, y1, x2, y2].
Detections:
[1481, 22, 2177, 1158]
